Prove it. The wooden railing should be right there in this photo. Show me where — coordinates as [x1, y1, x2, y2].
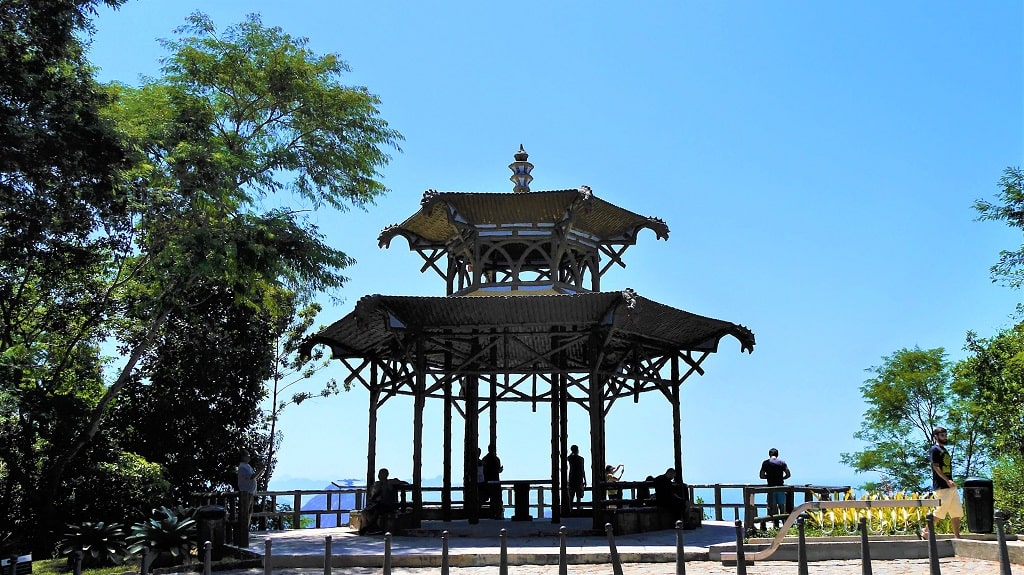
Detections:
[191, 482, 851, 530]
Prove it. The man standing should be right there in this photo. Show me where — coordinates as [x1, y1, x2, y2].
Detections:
[236, 451, 263, 545]
[759, 448, 791, 527]
[481, 444, 504, 518]
[566, 445, 586, 510]
[925, 427, 962, 539]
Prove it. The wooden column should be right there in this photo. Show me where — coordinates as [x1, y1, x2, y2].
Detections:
[559, 372, 569, 517]
[549, 371, 561, 523]
[464, 373, 480, 524]
[588, 372, 606, 531]
[488, 373, 498, 451]
[671, 354, 683, 481]
[443, 370, 453, 521]
[366, 363, 380, 489]
[412, 336, 425, 527]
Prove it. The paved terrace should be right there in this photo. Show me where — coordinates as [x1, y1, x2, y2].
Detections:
[236, 519, 1024, 573]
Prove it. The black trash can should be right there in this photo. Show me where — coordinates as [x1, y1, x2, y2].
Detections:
[196, 505, 227, 560]
[962, 477, 993, 534]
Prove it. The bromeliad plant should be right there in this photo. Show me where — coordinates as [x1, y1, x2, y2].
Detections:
[802, 490, 942, 537]
[126, 506, 198, 567]
[58, 522, 130, 569]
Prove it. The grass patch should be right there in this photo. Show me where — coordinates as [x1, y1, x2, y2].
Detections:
[32, 558, 140, 575]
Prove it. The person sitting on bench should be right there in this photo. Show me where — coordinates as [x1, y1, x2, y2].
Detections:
[360, 468, 406, 534]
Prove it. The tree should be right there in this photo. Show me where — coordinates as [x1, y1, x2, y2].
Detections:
[2, 9, 401, 552]
[107, 282, 280, 499]
[82, 7, 401, 491]
[0, 0, 132, 554]
[261, 300, 344, 491]
[953, 325, 1024, 530]
[974, 166, 1024, 291]
[840, 347, 978, 491]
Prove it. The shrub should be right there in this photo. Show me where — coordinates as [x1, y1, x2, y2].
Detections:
[57, 522, 130, 569]
[126, 506, 197, 566]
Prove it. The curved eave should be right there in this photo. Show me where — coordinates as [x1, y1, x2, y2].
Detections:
[300, 290, 755, 365]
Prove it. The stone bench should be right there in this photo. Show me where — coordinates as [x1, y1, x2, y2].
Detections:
[350, 508, 416, 534]
[601, 504, 702, 535]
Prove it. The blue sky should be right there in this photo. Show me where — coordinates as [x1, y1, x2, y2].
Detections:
[88, 1, 1023, 490]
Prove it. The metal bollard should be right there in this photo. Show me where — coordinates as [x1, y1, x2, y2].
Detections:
[605, 523, 624, 575]
[675, 519, 686, 575]
[323, 534, 332, 575]
[499, 529, 509, 575]
[263, 538, 272, 575]
[995, 511, 1012, 575]
[383, 532, 392, 575]
[559, 525, 568, 575]
[926, 513, 941, 575]
[733, 519, 747, 575]
[797, 515, 808, 575]
[859, 516, 872, 575]
[442, 530, 450, 575]
[73, 551, 83, 575]
[203, 541, 212, 575]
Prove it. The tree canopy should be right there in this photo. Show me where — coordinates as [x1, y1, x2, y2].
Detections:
[974, 167, 1024, 291]
[1, 7, 401, 553]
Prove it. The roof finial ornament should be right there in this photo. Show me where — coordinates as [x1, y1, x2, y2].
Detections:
[509, 144, 534, 193]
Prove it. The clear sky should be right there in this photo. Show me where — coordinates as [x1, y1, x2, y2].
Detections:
[87, 1, 1023, 490]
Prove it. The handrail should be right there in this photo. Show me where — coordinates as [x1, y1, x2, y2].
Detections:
[719, 498, 939, 563]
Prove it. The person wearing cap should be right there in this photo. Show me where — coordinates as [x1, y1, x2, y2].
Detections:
[924, 427, 962, 539]
[604, 463, 624, 507]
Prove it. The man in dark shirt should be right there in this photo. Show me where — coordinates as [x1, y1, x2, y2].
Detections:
[759, 448, 791, 527]
[481, 444, 504, 518]
[566, 444, 586, 510]
[652, 467, 684, 517]
[924, 427, 962, 539]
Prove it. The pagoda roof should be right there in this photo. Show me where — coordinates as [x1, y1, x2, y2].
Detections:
[378, 188, 670, 251]
[303, 289, 754, 374]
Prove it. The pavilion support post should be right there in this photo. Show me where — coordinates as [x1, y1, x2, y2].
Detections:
[464, 373, 481, 524]
[411, 336, 426, 527]
[489, 373, 498, 451]
[589, 372, 606, 531]
[366, 364, 380, 490]
[559, 372, 569, 517]
[443, 371, 453, 521]
[671, 354, 687, 525]
[550, 371, 561, 523]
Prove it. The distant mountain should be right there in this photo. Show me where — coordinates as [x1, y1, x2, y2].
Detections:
[299, 483, 357, 528]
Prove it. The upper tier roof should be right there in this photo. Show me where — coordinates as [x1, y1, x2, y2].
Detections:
[378, 188, 670, 250]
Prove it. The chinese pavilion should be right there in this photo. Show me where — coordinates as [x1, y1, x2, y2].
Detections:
[302, 146, 755, 530]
